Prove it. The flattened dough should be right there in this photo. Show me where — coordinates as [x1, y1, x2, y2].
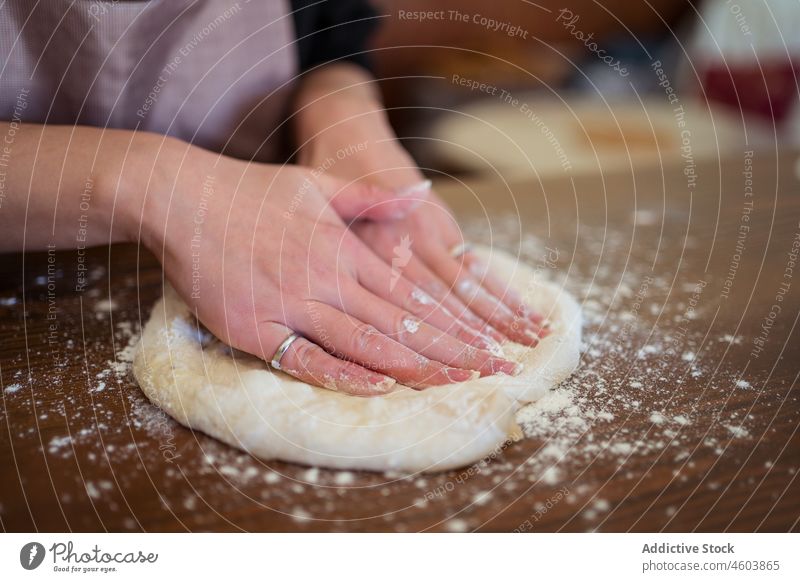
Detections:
[132, 247, 582, 472]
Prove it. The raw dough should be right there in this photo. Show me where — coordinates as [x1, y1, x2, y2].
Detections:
[132, 247, 582, 472]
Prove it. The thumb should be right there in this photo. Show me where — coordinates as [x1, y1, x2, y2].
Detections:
[317, 175, 431, 221]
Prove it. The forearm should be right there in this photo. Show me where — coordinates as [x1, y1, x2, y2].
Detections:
[0, 123, 180, 252]
[293, 62, 384, 139]
[292, 63, 423, 186]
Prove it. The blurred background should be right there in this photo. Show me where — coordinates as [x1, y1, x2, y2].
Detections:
[367, 0, 800, 181]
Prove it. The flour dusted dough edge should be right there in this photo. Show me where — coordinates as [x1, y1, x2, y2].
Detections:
[132, 247, 582, 473]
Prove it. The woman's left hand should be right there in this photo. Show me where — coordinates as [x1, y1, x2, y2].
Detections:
[299, 125, 549, 349]
[353, 187, 549, 348]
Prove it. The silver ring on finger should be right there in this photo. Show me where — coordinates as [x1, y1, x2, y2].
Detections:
[270, 332, 302, 371]
[449, 242, 473, 259]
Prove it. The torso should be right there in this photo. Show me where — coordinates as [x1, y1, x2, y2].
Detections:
[0, 0, 298, 161]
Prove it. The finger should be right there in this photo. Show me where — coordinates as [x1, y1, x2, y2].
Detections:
[317, 174, 427, 221]
[256, 322, 395, 396]
[460, 250, 549, 331]
[341, 283, 522, 378]
[355, 229, 508, 343]
[424, 248, 547, 346]
[294, 302, 476, 388]
[352, 250, 510, 357]
[389, 253, 509, 344]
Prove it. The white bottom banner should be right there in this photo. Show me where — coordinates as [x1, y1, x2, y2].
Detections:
[0, 533, 796, 581]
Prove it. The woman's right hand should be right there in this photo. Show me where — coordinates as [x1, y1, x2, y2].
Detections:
[134, 143, 521, 396]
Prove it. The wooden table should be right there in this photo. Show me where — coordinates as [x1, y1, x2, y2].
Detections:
[2, 148, 798, 532]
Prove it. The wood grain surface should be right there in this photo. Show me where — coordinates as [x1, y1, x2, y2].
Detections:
[1, 148, 798, 532]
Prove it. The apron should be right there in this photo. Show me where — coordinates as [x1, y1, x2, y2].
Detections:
[0, 0, 298, 162]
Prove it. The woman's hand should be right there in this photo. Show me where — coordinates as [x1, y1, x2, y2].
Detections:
[297, 114, 549, 348]
[136, 143, 521, 396]
[352, 192, 550, 347]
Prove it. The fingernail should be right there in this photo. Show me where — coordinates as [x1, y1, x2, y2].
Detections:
[527, 309, 545, 324]
[489, 358, 523, 376]
[523, 321, 540, 335]
[395, 179, 432, 198]
[523, 329, 541, 345]
[410, 288, 437, 309]
[516, 303, 539, 322]
[530, 319, 551, 338]
[468, 259, 488, 278]
[444, 367, 479, 383]
[371, 376, 396, 393]
[387, 200, 423, 220]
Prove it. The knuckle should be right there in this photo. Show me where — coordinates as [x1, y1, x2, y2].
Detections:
[393, 311, 419, 339]
[453, 325, 475, 344]
[422, 278, 448, 298]
[349, 322, 382, 355]
[405, 286, 437, 315]
[290, 340, 317, 373]
[403, 291, 428, 316]
[460, 345, 481, 366]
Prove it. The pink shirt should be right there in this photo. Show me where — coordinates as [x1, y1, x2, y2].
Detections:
[0, 0, 298, 161]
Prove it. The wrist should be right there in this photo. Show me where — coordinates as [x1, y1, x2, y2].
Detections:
[297, 96, 390, 157]
[291, 64, 428, 194]
[110, 132, 192, 248]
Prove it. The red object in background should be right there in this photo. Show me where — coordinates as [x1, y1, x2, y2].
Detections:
[702, 59, 798, 123]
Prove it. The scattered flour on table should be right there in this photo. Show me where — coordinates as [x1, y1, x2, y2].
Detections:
[445, 518, 469, 532]
[3, 218, 767, 531]
[94, 298, 118, 319]
[291, 508, 311, 522]
[333, 472, 355, 486]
